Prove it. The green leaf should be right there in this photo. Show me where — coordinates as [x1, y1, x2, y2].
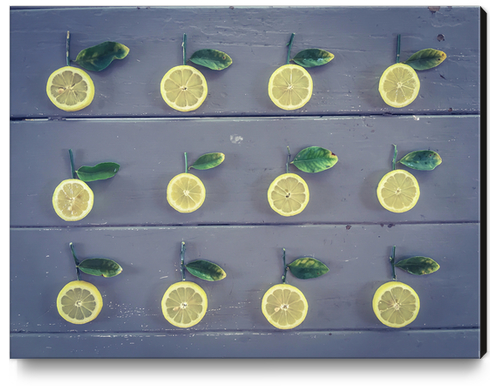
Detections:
[75, 41, 130, 72]
[78, 258, 123, 277]
[189, 152, 225, 170]
[287, 257, 329, 279]
[403, 48, 447, 71]
[291, 146, 338, 173]
[76, 162, 120, 182]
[395, 256, 440, 275]
[399, 150, 442, 171]
[185, 260, 227, 281]
[189, 49, 232, 70]
[292, 49, 334, 68]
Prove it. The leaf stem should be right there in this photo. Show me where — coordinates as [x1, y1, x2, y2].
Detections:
[286, 146, 291, 173]
[69, 149, 77, 179]
[184, 152, 188, 173]
[66, 31, 71, 66]
[180, 241, 186, 281]
[390, 245, 397, 280]
[281, 248, 288, 283]
[70, 242, 81, 280]
[392, 144, 398, 171]
[396, 34, 401, 64]
[182, 33, 187, 65]
[286, 33, 295, 64]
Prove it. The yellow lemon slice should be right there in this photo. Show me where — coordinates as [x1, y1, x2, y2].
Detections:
[46, 66, 95, 111]
[57, 280, 103, 324]
[161, 281, 208, 328]
[268, 64, 313, 110]
[262, 283, 308, 329]
[378, 63, 420, 108]
[166, 173, 206, 213]
[377, 169, 420, 213]
[372, 281, 420, 328]
[52, 179, 94, 221]
[160, 65, 208, 112]
[267, 173, 309, 216]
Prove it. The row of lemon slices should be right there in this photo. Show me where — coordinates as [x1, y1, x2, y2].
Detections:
[47, 62, 420, 112]
[57, 279, 419, 329]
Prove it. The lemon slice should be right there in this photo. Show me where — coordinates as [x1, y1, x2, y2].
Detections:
[262, 283, 308, 329]
[268, 64, 313, 110]
[46, 66, 95, 111]
[161, 281, 208, 328]
[377, 169, 420, 213]
[52, 179, 94, 221]
[167, 173, 206, 213]
[372, 281, 420, 328]
[378, 63, 420, 108]
[57, 280, 103, 324]
[267, 173, 309, 216]
[160, 65, 208, 112]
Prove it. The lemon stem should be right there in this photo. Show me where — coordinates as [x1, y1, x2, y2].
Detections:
[390, 245, 397, 280]
[68, 149, 77, 179]
[180, 241, 186, 281]
[281, 248, 288, 283]
[184, 152, 188, 173]
[70, 242, 81, 281]
[182, 33, 187, 65]
[395, 34, 401, 64]
[286, 146, 291, 173]
[286, 33, 295, 64]
[392, 144, 398, 171]
[66, 31, 71, 66]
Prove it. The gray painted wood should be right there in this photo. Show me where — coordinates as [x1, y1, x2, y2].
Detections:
[10, 6, 482, 359]
[10, 6, 480, 118]
[10, 115, 480, 227]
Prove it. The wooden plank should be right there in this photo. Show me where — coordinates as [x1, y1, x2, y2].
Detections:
[10, 224, 480, 336]
[10, 329, 481, 358]
[10, 115, 480, 227]
[10, 6, 480, 118]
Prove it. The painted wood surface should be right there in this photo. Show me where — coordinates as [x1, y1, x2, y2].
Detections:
[10, 6, 482, 359]
[10, 6, 480, 119]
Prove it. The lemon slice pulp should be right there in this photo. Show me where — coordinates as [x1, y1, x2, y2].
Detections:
[372, 281, 420, 328]
[160, 65, 208, 112]
[167, 173, 206, 213]
[57, 280, 103, 324]
[161, 281, 208, 328]
[52, 179, 94, 221]
[262, 284, 308, 329]
[268, 64, 313, 110]
[377, 169, 420, 213]
[267, 173, 309, 216]
[46, 66, 95, 111]
[378, 63, 420, 108]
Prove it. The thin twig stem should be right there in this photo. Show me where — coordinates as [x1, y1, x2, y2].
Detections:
[180, 241, 186, 281]
[286, 33, 295, 64]
[281, 248, 287, 283]
[69, 149, 76, 179]
[184, 152, 188, 173]
[66, 31, 71, 66]
[286, 146, 291, 173]
[70, 242, 81, 280]
[390, 245, 397, 280]
[392, 144, 398, 171]
[396, 34, 401, 64]
[182, 33, 187, 65]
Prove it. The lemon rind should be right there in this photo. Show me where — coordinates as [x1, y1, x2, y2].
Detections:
[378, 63, 420, 108]
[161, 281, 208, 328]
[52, 179, 94, 221]
[268, 64, 313, 110]
[56, 280, 103, 324]
[267, 173, 310, 217]
[372, 281, 420, 328]
[46, 66, 95, 112]
[261, 283, 308, 330]
[376, 169, 420, 213]
[160, 65, 208, 112]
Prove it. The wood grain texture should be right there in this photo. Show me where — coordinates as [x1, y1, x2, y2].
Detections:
[10, 6, 480, 118]
[9, 6, 482, 359]
[10, 115, 479, 227]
